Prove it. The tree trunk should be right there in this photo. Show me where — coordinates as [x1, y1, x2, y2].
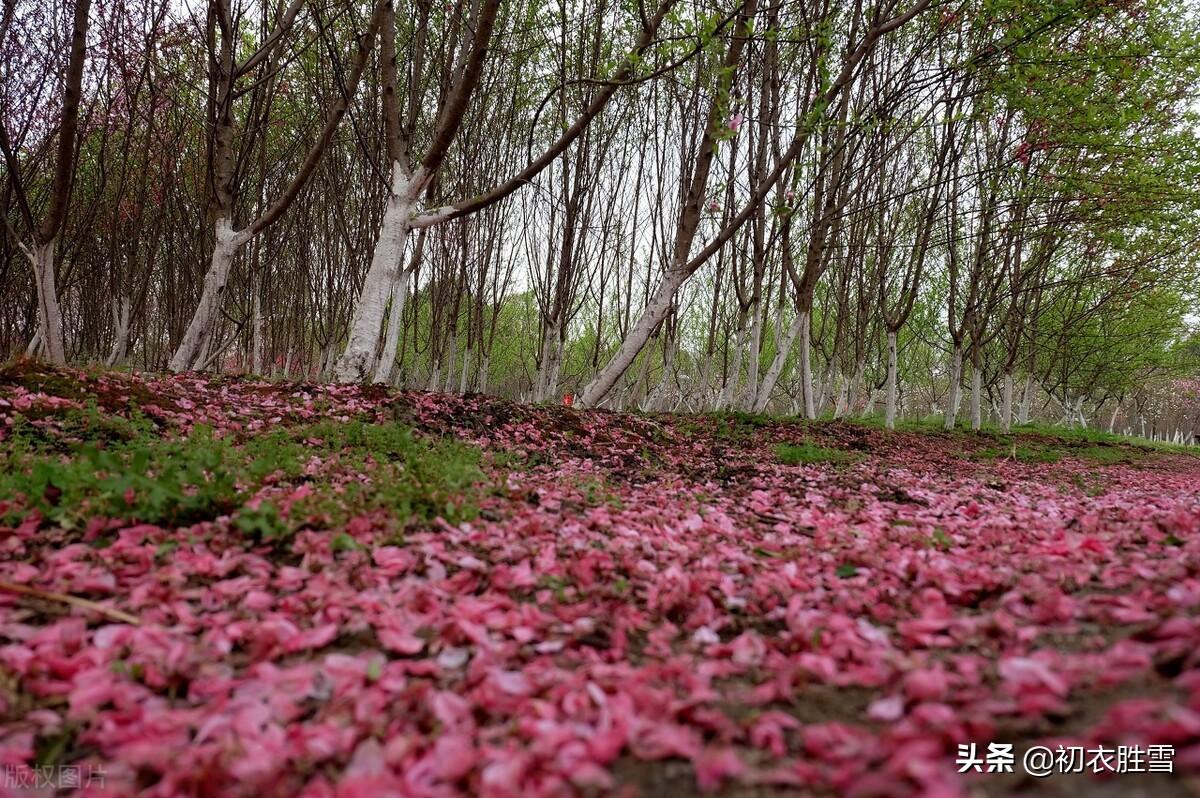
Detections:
[1000, 371, 1013, 433]
[534, 319, 562, 402]
[30, 241, 67, 365]
[719, 317, 749, 410]
[459, 347, 472, 394]
[885, 330, 898, 429]
[943, 344, 962, 431]
[335, 164, 418, 382]
[834, 372, 850, 419]
[442, 339, 457, 393]
[478, 355, 490, 394]
[847, 355, 866, 417]
[752, 311, 804, 414]
[250, 291, 264, 374]
[800, 311, 815, 419]
[372, 267, 412, 384]
[742, 301, 764, 410]
[1018, 374, 1033, 424]
[970, 358, 982, 431]
[643, 339, 679, 412]
[578, 270, 684, 408]
[106, 295, 132, 368]
[170, 217, 243, 372]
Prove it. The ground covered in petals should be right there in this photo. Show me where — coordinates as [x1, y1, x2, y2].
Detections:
[1, 362, 1199, 798]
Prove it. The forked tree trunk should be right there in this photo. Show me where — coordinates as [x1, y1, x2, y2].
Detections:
[969, 359, 982, 431]
[578, 270, 684, 407]
[170, 218, 245, 371]
[719, 317, 749, 410]
[834, 372, 850, 419]
[800, 311, 816, 419]
[847, 355, 866, 416]
[943, 344, 962, 431]
[427, 360, 441, 392]
[743, 301, 764, 409]
[443, 341, 457, 393]
[1000, 371, 1013, 433]
[1018, 374, 1033, 424]
[816, 361, 836, 417]
[458, 347, 471, 394]
[372, 267, 412, 384]
[336, 164, 420, 382]
[885, 330, 898, 429]
[752, 311, 804, 413]
[643, 351, 677, 412]
[477, 355, 490, 394]
[106, 295, 132, 367]
[534, 319, 563, 402]
[250, 291, 264, 374]
[30, 241, 67, 365]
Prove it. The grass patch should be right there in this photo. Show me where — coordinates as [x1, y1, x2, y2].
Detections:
[974, 442, 1063, 464]
[1, 412, 489, 537]
[776, 441, 852, 466]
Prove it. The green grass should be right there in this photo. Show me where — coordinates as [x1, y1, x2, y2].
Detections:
[0, 412, 489, 539]
[974, 442, 1063, 464]
[775, 441, 853, 466]
[851, 413, 1194, 459]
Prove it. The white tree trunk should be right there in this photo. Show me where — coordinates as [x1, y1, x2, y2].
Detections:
[800, 311, 815, 419]
[719, 319, 749, 410]
[943, 345, 962, 431]
[643, 338, 680, 412]
[834, 372, 850, 419]
[25, 329, 42, 358]
[742, 300, 764, 410]
[885, 330, 898, 429]
[752, 311, 805, 414]
[478, 355, 490, 395]
[106, 295, 132, 368]
[847, 355, 866, 417]
[816, 361, 835, 416]
[458, 346, 471, 394]
[1018, 374, 1034, 424]
[335, 164, 420, 383]
[1000, 371, 1013, 433]
[372, 267, 411, 385]
[170, 217, 245, 372]
[970, 360, 982, 431]
[29, 240, 67, 365]
[442, 341, 457, 393]
[1107, 402, 1120, 434]
[578, 270, 685, 408]
[533, 320, 562, 402]
[250, 291, 264, 374]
